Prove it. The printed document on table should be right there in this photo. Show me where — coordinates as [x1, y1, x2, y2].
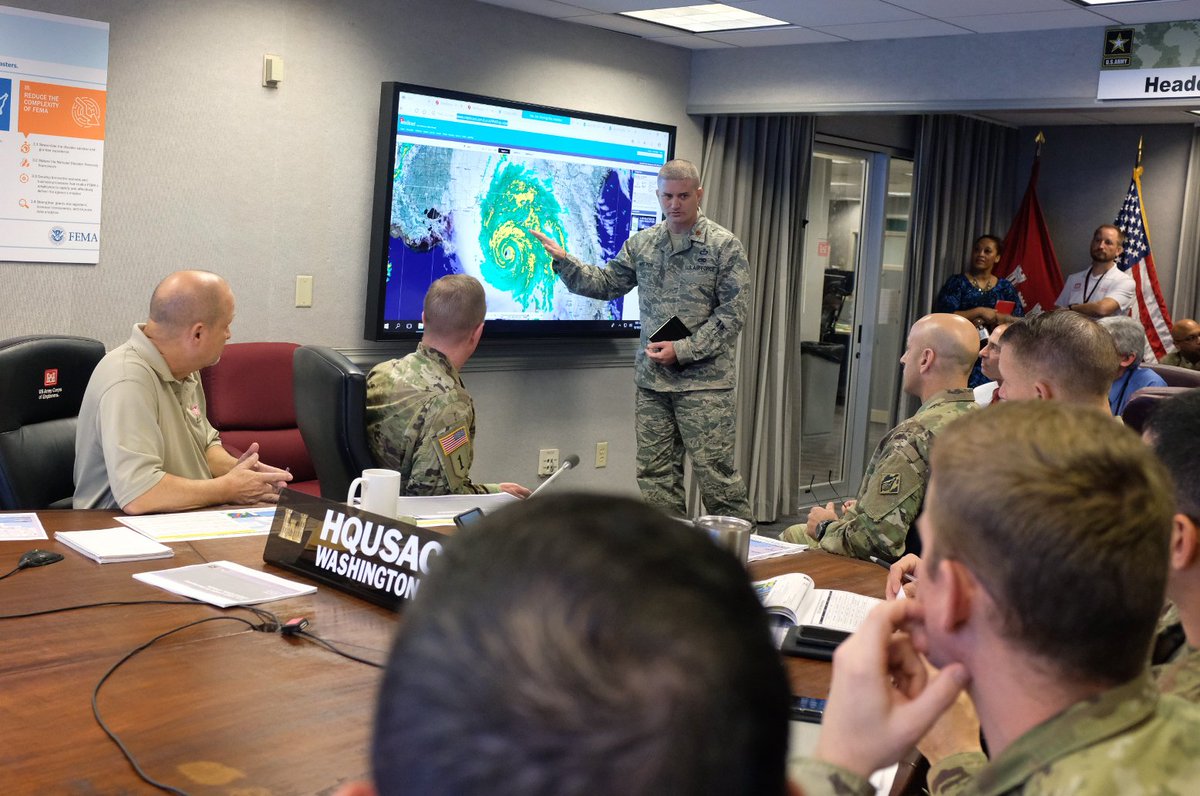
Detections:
[748, 534, 808, 562]
[133, 560, 316, 607]
[117, 508, 277, 542]
[0, 513, 48, 541]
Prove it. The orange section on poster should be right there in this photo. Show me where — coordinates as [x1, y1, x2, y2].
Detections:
[19, 80, 106, 140]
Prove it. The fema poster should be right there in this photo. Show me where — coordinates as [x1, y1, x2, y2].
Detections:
[0, 5, 108, 264]
[1098, 21, 1200, 101]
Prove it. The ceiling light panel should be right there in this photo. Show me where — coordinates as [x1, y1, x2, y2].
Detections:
[621, 3, 788, 32]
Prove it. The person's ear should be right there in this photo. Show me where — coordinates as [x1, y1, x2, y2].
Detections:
[920, 346, 936, 373]
[1170, 513, 1199, 571]
[1033, 380, 1053, 401]
[936, 558, 978, 632]
[469, 322, 484, 347]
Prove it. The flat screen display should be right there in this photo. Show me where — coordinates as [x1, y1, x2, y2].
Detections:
[365, 82, 675, 341]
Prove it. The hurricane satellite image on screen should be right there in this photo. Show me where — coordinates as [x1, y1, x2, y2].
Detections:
[384, 143, 638, 323]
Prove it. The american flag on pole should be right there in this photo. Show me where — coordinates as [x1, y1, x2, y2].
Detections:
[1114, 164, 1173, 358]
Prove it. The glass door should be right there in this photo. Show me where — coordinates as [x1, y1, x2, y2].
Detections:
[798, 148, 912, 506]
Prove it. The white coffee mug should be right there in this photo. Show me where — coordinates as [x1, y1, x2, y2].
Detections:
[346, 468, 402, 516]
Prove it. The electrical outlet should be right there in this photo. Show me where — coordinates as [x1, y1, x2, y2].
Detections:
[595, 441, 608, 468]
[538, 448, 559, 476]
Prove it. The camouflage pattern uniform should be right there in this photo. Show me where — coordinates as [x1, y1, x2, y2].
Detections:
[551, 211, 752, 520]
[365, 343, 498, 496]
[1160, 351, 1200, 370]
[1155, 645, 1200, 701]
[781, 388, 978, 561]
[789, 675, 1200, 795]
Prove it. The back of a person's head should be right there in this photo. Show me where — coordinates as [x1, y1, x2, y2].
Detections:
[1098, 314, 1148, 360]
[928, 401, 1172, 685]
[1003, 311, 1121, 402]
[1144, 389, 1200, 518]
[422, 274, 486, 341]
[371, 493, 789, 796]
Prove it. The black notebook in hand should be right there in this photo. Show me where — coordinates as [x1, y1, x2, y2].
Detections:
[649, 315, 691, 343]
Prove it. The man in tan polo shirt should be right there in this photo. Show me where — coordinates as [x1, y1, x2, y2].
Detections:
[74, 270, 290, 513]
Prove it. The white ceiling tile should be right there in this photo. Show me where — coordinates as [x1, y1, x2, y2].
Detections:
[643, 33, 738, 49]
[887, 0, 1077, 15]
[697, 26, 848, 46]
[474, 0, 595, 17]
[733, 0, 922, 27]
[564, 0, 704, 12]
[949, 9, 1114, 34]
[814, 18, 973, 41]
[568, 11, 682, 35]
[1095, 1, 1200, 24]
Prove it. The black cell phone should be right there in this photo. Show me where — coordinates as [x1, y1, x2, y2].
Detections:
[794, 624, 850, 646]
[648, 315, 691, 343]
[789, 695, 827, 723]
[780, 626, 840, 661]
[453, 507, 485, 529]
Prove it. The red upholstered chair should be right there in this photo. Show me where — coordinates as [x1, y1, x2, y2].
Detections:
[200, 342, 321, 496]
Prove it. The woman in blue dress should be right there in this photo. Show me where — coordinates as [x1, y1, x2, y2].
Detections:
[935, 234, 1024, 387]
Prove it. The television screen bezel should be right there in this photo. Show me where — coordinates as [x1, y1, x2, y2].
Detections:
[364, 81, 676, 342]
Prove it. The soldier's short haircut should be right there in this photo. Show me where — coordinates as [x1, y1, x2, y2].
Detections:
[1002, 311, 1120, 402]
[658, 159, 701, 187]
[370, 493, 790, 796]
[927, 401, 1172, 685]
[1098, 315, 1148, 360]
[423, 274, 486, 341]
[1144, 389, 1200, 520]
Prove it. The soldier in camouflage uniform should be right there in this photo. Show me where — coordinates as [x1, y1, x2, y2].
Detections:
[530, 159, 752, 521]
[788, 402, 1200, 795]
[365, 275, 530, 499]
[1144, 390, 1200, 703]
[782, 314, 979, 561]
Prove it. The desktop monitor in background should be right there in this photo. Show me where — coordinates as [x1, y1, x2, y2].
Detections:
[364, 82, 676, 342]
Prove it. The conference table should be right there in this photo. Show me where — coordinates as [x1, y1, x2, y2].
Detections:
[0, 508, 891, 795]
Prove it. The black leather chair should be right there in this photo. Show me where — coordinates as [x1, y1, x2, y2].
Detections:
[293, 345, 376, 501]
[0, 335, 106, 509]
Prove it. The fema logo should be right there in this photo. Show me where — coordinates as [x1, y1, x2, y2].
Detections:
[49, 227, 65, 245]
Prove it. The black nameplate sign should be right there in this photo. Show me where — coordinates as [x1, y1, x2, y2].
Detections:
[263, 489, 450, 611]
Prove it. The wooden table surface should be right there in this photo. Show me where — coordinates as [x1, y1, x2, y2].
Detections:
[1, 510, 885, 795]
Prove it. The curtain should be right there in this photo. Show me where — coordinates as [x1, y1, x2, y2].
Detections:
[899, 115, 1017, 414]
[698, 115, 815, 522]
[1174, 126, 1200, 321]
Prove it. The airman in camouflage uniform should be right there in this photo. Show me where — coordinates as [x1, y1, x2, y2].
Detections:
[783, 314, 981, 560]
[1155, 645, 1200, 701]
[366, 343, 498, 496]
[788, 402, 1200, 796]
[791, 676, 1200, 796]
[782, 388, 977, 560]
[531, 160, 752, 521]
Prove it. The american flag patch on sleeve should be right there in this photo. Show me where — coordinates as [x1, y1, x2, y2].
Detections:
[439, 426, 469, 456]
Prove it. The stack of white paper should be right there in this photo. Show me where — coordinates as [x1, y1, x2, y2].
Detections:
[133, 561, 317, 607]
[56, 527, 174, 564]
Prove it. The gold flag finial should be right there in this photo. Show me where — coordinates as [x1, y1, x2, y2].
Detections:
[1035, 130, 1045, 157]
